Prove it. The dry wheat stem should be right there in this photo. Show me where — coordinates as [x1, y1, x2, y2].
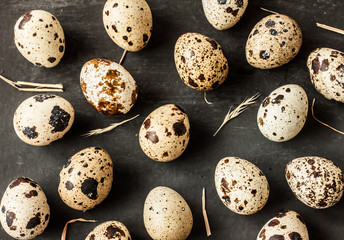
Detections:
[316, 23, 344, 35]
[61, 218, 97, 240]
[260, 7, 279, 14]
[82, 114, 140, 137]
[202, 187, 212, 237]
[204, 91, 213, 105]
[119, 49, 128, 65]
[213, 93, 260, 136]
[311, 98, 344, 135]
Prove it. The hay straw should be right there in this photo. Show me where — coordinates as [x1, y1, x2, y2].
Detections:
[260, 7, 279, 14]
[61, 218, 97, 240]
[316, 23, 344, 35]
[119, 50, 128, 65]
[204, 91, 213, 105]
[202, 187, 212, 237]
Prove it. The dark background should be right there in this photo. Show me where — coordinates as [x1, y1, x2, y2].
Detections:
[0, 0, 344, 239]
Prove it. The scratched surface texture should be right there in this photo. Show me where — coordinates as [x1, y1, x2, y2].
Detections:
[0, 0, 344, 239]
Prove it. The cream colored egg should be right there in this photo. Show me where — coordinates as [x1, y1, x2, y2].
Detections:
[307, 48, 344, 103]
[80, 58, 138, 115]
[202, 0, 248, 30]
[174, 32, 229, 91]
[257, 84, 308, 142]
[85, 221, 131, 240]
[143, 186, 193, 240]
[14, 10, 65, 68]
[246, 14, 302, 69]
[215, 157, 269, 215]
[13, 94, 74, 146]
[58, 147, 113, 211]
[286, 156, 344, 209]
[139, 104, 190, 162]
[103, 0, 153, 52]
[257, 210, 309, 240]
[0, 177, 50, 240]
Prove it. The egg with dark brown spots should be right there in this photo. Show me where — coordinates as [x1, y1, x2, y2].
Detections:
[86, 221, 131, 240]
[58, 147, 113, 211]
[215, 157, 269, 215]
[80, 58, 138, 115]
[13, 94, 74, 146]
[257, 210, 309, 240]
[139, 104, 190, 162]
[0, 177, 50, 239]
[103, 0, 152, 52]
[143, 186, 193, 240]
[202, 0, 248, 30]
[257, 84, 308, 142]
[246, 14, 302, 69]
[14, 10, 65, 68]
[174, 32, 229, 91]
[307, 48, 344, 103]
[285, 156, 344, 209]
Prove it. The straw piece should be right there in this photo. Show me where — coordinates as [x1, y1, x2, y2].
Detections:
[119, 49, 128, 65]
[260, 7, 279, 14]
[316, 23, 344, 35]
[61, 218, 97, 240]
[202, 188, 212, 237]
[204, 91, 213, 105]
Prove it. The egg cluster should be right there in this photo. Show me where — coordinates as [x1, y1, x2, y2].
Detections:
[1, 0, 344, 239]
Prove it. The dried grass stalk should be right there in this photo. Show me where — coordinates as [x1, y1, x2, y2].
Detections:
[316, 23, 344, 35]
[82, 114, 140, 137]
[214, 93, 260, 136]
[202, 187, 212, 237]
[61, 218, 97, 240]
[204, 91, 213, 105]
[0, 74, 63, 92]
[311, 98, 344, 134]
[119, 50, 128, 65]
[260, 7, 279, 14]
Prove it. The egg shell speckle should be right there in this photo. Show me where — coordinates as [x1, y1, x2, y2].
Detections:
[0, 177, 50, 240]
[174, 32, 229, 91]
[103, 0, 153, 52]
[143, 186, 193, 240]
[257, 210, 309, 240]
[139, 104, 190, 162]
[80, 58, 138, 115]
[215, 157, 269, 215]
[85, 221, 131, 240]
[14, 10, 65, 68]
[246, 14, 302, 69]
[202, 0, 248, 30]
[13, 94, 74, 146]
[257, 84, 308, 142]
[58, 147, 113, 211]
[286, 156, 344, 209]
[307, 47, 344, 103]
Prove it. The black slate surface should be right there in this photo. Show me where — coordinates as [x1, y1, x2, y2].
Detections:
[0, 0, 344, 239]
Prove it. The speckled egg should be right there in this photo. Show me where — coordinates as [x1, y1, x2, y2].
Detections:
[215, 157, 269, 215]
[58, 147, 113, 211]
[257, 210, 309, 240]
[143, 186, 193, 240]
[174, 32, 229, 91]
[202, 0, 248, 30]
[307, 48, 344, 103]
[14, 10, 65, 68]
[0, 177, 50, 239]
[139, 104, 190, 162]
[103, 0, 153, 52]
[257, 84, 308, 142]
[85, 221, 131, 240]
[80, 58, 138, 115]
[286, 156, 344, 209]
[13, 94, 74, 146]
[246, 14, 302, 69]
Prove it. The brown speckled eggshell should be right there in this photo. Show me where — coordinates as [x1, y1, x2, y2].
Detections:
[285, 156, 344, 209]
[257, 210, 309, 240]
[143, 186, 193, 240]
[307, 48, 344, 103]
[174, 32, 229, 91]
[246, 14, 302, 69]
[80, 58, 138, 115]
[139, 104, 190, 162]
[14, 10, 65, 68]
[0, 177, 50, 240]
[103, 0, 153, 52]
[13, 94, 75, 146]
[215, 157, 269, 215]
[58, 147, 113, 211]
[85, 221, 131, 240]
